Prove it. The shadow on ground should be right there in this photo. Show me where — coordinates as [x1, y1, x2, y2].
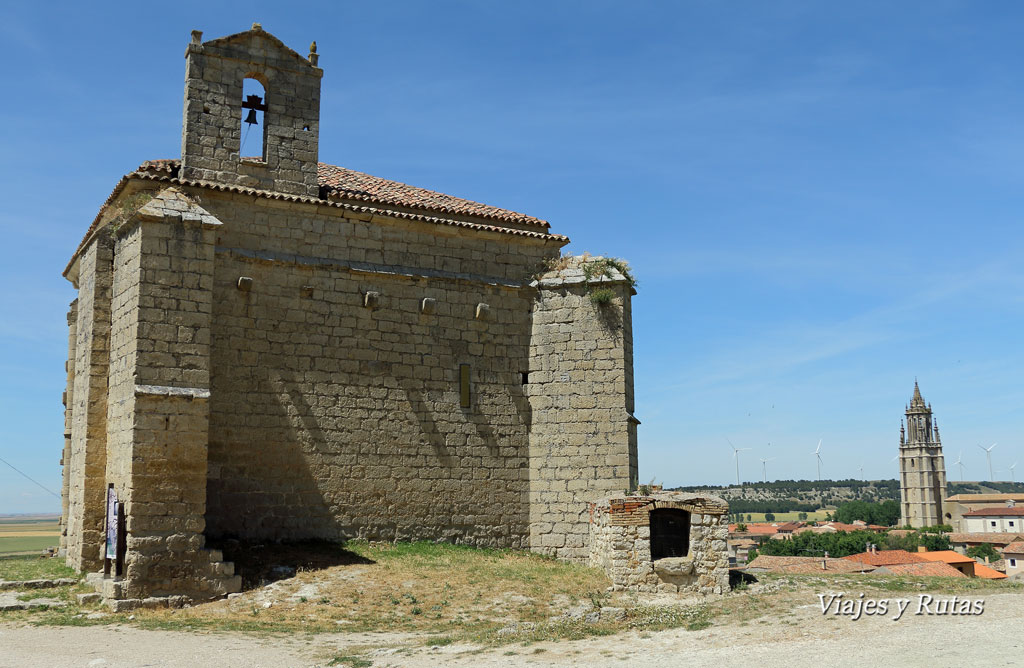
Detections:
[729, 568, 758, 589]
[208, 539, 376, 590]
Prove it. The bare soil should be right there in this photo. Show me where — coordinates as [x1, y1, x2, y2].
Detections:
[3, 585, 1022, 667]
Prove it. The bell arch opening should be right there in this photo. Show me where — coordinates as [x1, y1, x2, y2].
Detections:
[241, 77, 268, 161]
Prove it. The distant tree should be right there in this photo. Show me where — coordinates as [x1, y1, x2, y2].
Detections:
[919, 533, 950, 552]
[747, 548, 759, 562]
[764, 513, 776, 522]
[798, 512, 808, 521]
[966, 543, 1001, 562]
[736, 523, 748, 532]
[757, 530, 887, 558]
[746, 514, 752, 521]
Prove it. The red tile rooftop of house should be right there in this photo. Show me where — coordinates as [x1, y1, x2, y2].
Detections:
[948, 532, 1024, 545]
[728, 523, 778, 535]
[843, 550, 927, 567]
[973, 562, 1009, 580]
[916, 550, 975, 565]
[874, 562, 967, 578]
[962, 506, 1024, 516]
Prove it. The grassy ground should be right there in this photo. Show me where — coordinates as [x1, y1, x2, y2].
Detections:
[0, 519, 59, 556]
[1, 540, 1021, 664]
[0, 554, 79, 581]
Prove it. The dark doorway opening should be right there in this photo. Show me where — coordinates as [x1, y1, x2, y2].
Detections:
[650, 508, 691, 560]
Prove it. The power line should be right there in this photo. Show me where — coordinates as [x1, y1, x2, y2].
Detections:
[0, 455, 60, 498]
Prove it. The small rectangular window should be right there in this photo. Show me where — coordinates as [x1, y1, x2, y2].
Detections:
[991, 521, 997, 527]
[520, 371, 529, 385]
[459, 364, 471, 408]
[1011, 521, 1016, 527]
[1012, 559, 1018, 568]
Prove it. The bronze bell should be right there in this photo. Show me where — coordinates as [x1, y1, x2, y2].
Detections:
[244, 108, 259, 126]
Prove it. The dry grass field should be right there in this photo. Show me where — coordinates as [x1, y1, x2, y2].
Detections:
[0, 517, 59, 555]
[1, 540, 1023, 667]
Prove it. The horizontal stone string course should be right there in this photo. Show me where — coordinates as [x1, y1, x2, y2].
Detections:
[216, 246, 525, 289]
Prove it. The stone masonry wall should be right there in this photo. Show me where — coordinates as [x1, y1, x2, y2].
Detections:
[65, 237, 113, 572]
[59, 301, 77, 555]
[527, 261, 638, 562]
[105, 195, 239, 602]
[589, 493, 730, 595]
[180, 26, 321, 197]
[201, 189, 559, 545]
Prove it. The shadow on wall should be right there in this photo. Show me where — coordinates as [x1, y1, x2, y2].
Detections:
[205, 259, 536, 548]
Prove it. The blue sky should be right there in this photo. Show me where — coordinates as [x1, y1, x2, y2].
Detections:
[2, 1, 1023, 513]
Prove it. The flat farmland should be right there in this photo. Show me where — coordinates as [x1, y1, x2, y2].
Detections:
[0, 516, 59, 555]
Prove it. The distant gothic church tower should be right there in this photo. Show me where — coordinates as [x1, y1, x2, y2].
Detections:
[898, 382, 948, 528]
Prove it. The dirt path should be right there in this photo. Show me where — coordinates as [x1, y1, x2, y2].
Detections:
[3, 591, 1023, 667]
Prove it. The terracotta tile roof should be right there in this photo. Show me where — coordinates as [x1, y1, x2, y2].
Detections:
[916, 551, 974, 565]
[66, 159, 566, 277]
[729, 538, 759, 547]
[728, 523, 778, 535]
[317, 163, 547, 228]
[131, 159, 548, 228]
[872, 562, 967, 578]
[947, 494, 1024, 502]
[963, 506, 1024, 517]
[948, 532, 1024, 545]
[843, 550, 927, 567]
[745, 555, 872, 574]
[775, 522, 804, 532]
[974, 562, 1009, 579]
[1003, 541, 1024, 554]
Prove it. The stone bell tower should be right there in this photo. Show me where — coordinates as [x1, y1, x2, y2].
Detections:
[180, 23, 322, 197]
[898, 381, 948, 528]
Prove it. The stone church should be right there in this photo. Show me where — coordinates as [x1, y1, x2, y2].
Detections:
[898, 382, 948, 528]
[60, 25, 638, 606]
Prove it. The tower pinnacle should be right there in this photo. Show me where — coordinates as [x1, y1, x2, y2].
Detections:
[898, 382, 948, 528]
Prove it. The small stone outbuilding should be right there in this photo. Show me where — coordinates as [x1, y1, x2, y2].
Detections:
[589, 492, 730, 595]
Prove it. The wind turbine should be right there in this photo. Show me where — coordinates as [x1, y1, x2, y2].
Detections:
[1010, 462, 1018, 483]
[727, 439, 751, 486]
[813, 439, 823, 481]
[760, 457, 775, 483]
[953, 451, 966, 482]
[858, 462, 865, 480]
[978, 443, 997, 482]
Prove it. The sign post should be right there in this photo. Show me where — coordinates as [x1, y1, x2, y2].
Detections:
[104, 485, 120, 577]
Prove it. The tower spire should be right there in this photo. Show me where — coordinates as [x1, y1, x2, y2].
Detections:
[898, 381, 947, 528]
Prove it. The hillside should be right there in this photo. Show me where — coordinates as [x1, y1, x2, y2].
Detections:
[669, 479, 1024, 514]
